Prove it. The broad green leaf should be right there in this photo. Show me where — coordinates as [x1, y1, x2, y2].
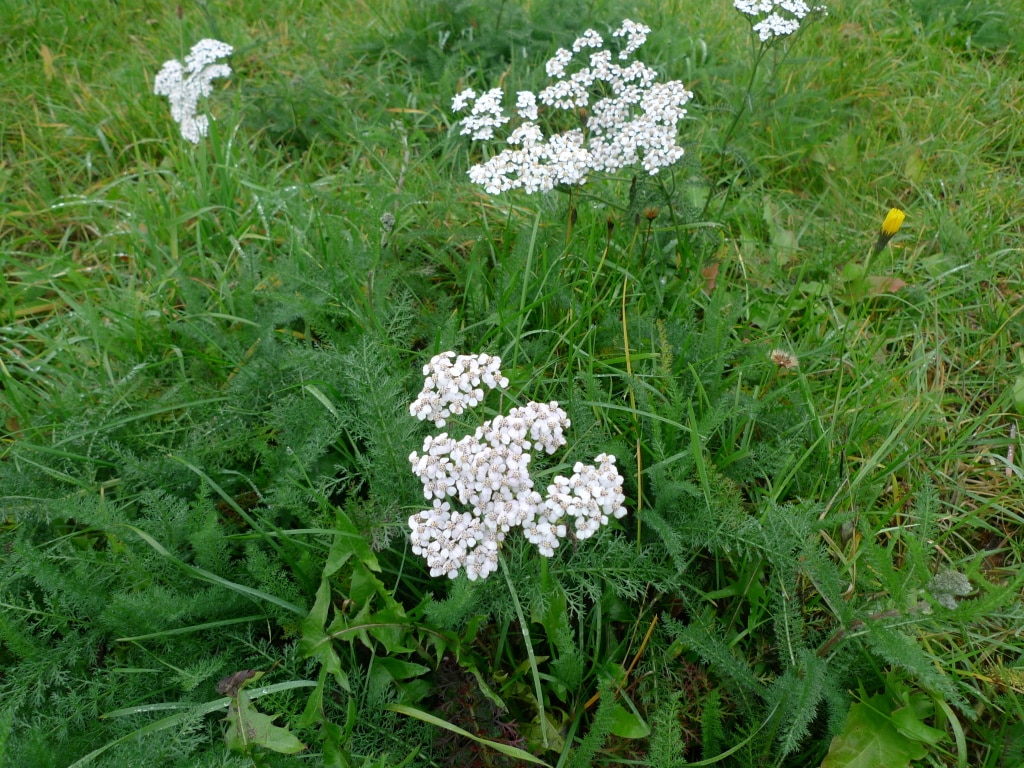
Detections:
[350, 561, 388, 608]
[891, 706, 946, 747]
[865, 275, 908, 295]
[363, 604, 415, 654]
[798, 280, 829, 297]
[821, 697, 927, 768]
[322, 529, 354, 579]
[840, 263, 866, 282]
[904, 147, 925, 184]
[332, 506, 380, 572]
[75, 681, 314, 767]
[298, 666, 329, 730]
[225, 696, 305, 755]
[608, 702, 651, 739]
[833, 132, 859, 172]
[763, 198, 799, 265]
[224, 672, 306, 755]
[321, 718, 348, 768]
[1012, 375, 1024, 415]
[321, 607, 415, 655]
[374, 656, 431, 682]
[299, 578, 351, 692]
[368, 656, 429, 703]
[522, 710, 566, 754]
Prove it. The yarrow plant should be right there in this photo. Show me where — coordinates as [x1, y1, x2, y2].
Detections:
[699, 1, 828, 222]
[408, 353, 627, 580]
[733, 0, 828, 42]
[452, 20, 693, 195]
[153, 38, 233, 144]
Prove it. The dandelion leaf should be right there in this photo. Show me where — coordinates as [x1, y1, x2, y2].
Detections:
[607, 702, 650, 739]
[225, 695, 306, 755]
[1012, 374, 1024, 414]
[821, 696, 925, 768]
[299, 577, 350, 692]
[890, 704, 946, 747]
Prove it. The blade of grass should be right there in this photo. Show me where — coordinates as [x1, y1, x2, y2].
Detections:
[388, 703, 553, 767]
[118, 524, 305, 615]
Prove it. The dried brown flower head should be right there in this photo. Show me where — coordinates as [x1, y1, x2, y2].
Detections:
[769, 349, 799, 369]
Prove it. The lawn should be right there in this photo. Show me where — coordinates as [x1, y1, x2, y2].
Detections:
[2, 0, 1024, 766]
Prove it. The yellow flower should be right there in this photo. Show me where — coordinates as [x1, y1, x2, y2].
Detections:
[881, 208, 905, 237]
[874, 207, 906, 252]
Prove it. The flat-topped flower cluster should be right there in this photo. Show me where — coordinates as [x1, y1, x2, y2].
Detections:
[409, 351, 509, 428]
[733, 0, 828, 42]
[452, 19, 693, 195]
[408, 353, 627, 580]
[154, 38, 233, 144]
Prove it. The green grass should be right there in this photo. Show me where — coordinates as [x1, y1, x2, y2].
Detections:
[2, 0, 1024, 766]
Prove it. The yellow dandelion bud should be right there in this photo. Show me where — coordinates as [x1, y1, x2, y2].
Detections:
[874, 208, 906, 252]
[881, 208, 905, 236]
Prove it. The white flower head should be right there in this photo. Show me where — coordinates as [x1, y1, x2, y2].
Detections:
[452, 88, 476, 112]
[733, 1, 827, 41]
[409, 352, 509, 428]
[154, 38, 233, 144]
[572, 29, 604, 53]
[546, 48, 573, 78]
[408, 353, 628, 579]
[453, 19, 692, 195]
[457, 87, 510, 141]
[612, 19, 651, 59]
[515, 91, 539, 121]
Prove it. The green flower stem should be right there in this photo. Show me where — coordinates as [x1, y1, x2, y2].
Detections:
[701, 43, 768, 222]
[498, 553, 548, 749]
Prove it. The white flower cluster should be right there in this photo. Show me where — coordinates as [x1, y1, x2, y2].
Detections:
[409, 352, 509, 428]
[453, 87, 510, 141]
[153, 39, 233, 144]
[733, 0, 827, 42]
[452, 19, 693, 195]
[408, 353, 628, 580]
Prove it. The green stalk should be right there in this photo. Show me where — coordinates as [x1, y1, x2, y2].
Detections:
[499, 553, 548, 749]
